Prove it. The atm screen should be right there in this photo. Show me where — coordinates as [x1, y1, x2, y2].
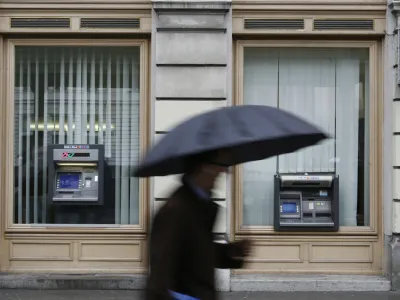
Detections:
[282, 202, 297, 213]
[58, 173, 80, 189]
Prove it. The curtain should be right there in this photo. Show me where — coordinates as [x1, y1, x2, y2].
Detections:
[13, 46, 141, 225]
[242, 48, 278, 226]
[363, 59, 370, 226]
[334, 50, 360, 226]
[277, 49, 336, 174]
[242, 47, 368, 227]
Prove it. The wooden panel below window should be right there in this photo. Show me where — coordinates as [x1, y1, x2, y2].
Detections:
[246, 243, 303, 263]
[78, 241, 143, 262]
[309, 243, 373, 263]
[10, 241, 73, 261]
[5, 238, 147, 273]
[235, 241, 379, 274]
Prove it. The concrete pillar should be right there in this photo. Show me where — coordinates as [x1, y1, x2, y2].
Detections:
[150, 0, 233, 291]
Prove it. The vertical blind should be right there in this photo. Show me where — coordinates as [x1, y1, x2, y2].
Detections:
[242, 47, 369, 227]
[14, 46, 141, 225]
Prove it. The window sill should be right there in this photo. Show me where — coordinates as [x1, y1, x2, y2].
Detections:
[5, 224, 147, 237]
[235, 225, 378, 236]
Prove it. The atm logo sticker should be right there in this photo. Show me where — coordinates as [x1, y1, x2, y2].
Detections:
[296, 176, 320, 180]
[63, 145, 90, 149]
[62, 152, 75, 158]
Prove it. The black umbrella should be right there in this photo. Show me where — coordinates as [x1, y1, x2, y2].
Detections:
[135, 105, 328, 177]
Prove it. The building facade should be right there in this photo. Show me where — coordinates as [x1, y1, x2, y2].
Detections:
[0, 0, 397, 292]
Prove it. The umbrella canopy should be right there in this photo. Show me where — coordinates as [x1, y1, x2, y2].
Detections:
[135, 105, 328, 177]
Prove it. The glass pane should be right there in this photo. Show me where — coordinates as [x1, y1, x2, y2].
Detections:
[242, 47, 370, 227]
[13, 46, 141, 225]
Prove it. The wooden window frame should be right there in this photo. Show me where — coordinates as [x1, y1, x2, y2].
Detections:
[233, 40, 382, 236]
[2, 39, 150, 234]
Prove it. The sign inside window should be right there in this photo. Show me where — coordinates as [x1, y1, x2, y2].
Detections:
[61, 152, 90, 158]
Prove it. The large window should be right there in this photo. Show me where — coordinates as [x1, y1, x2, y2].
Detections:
[11, 42, 146, 226]
[239, 44, 373, 229]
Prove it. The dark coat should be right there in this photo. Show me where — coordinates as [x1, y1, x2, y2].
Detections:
[146, 183, 244, 300]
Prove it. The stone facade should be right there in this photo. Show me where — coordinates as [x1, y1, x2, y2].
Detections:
[389, 0, 400, 290]
[0, 0, 394, 292]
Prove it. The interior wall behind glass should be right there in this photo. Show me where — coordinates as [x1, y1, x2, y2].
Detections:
[242, 47, 370, 227]
[13, 46, 141, 225]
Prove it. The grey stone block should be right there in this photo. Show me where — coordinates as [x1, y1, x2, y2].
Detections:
[0, 273, 146, 290]
[0, 273, 391, 292]
[385, 235, 393, 278]
[231, 275, 391, 292]
[156, 32, 227, 65]
[391, 235, 400, 290]
[155, 66, 227, 98]
[215, 269, 230, 292]
[1, 290, 400, 300]
[157, 14, 226, 29]
[0, 271, 227, 291]
[153, 1, 231, 12]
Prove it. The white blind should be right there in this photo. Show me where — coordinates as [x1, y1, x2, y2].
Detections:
[242, 47, 369, 227]
[13, 47, 141, 225]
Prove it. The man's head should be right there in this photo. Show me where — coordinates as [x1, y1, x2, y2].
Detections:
[187, 149, 231, 191]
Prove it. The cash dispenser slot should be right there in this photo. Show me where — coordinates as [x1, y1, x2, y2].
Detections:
[274, 173, 339, 232]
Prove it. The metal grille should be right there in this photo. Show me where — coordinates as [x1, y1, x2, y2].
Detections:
[244, 19, 304, 30]
[80, 18, 140, 29]
[11, 18, 70, 28]
[313, 19, 374, 30]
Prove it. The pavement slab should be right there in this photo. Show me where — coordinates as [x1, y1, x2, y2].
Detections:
[0, 290, 399, 300]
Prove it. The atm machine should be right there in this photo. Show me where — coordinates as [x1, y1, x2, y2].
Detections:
[47, 144, 105, 206]
[274, 173, 339, 232]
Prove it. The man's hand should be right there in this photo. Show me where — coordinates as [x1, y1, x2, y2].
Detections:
[228, 239, 253, 259]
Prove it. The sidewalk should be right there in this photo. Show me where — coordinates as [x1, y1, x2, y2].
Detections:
[0, 290, 399, 300]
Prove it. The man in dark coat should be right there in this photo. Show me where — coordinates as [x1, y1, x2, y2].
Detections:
[146, 151, 252, 300]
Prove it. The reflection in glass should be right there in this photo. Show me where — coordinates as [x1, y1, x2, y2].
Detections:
[13, 46, 141, 225]
[242, 48, 370, 227]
